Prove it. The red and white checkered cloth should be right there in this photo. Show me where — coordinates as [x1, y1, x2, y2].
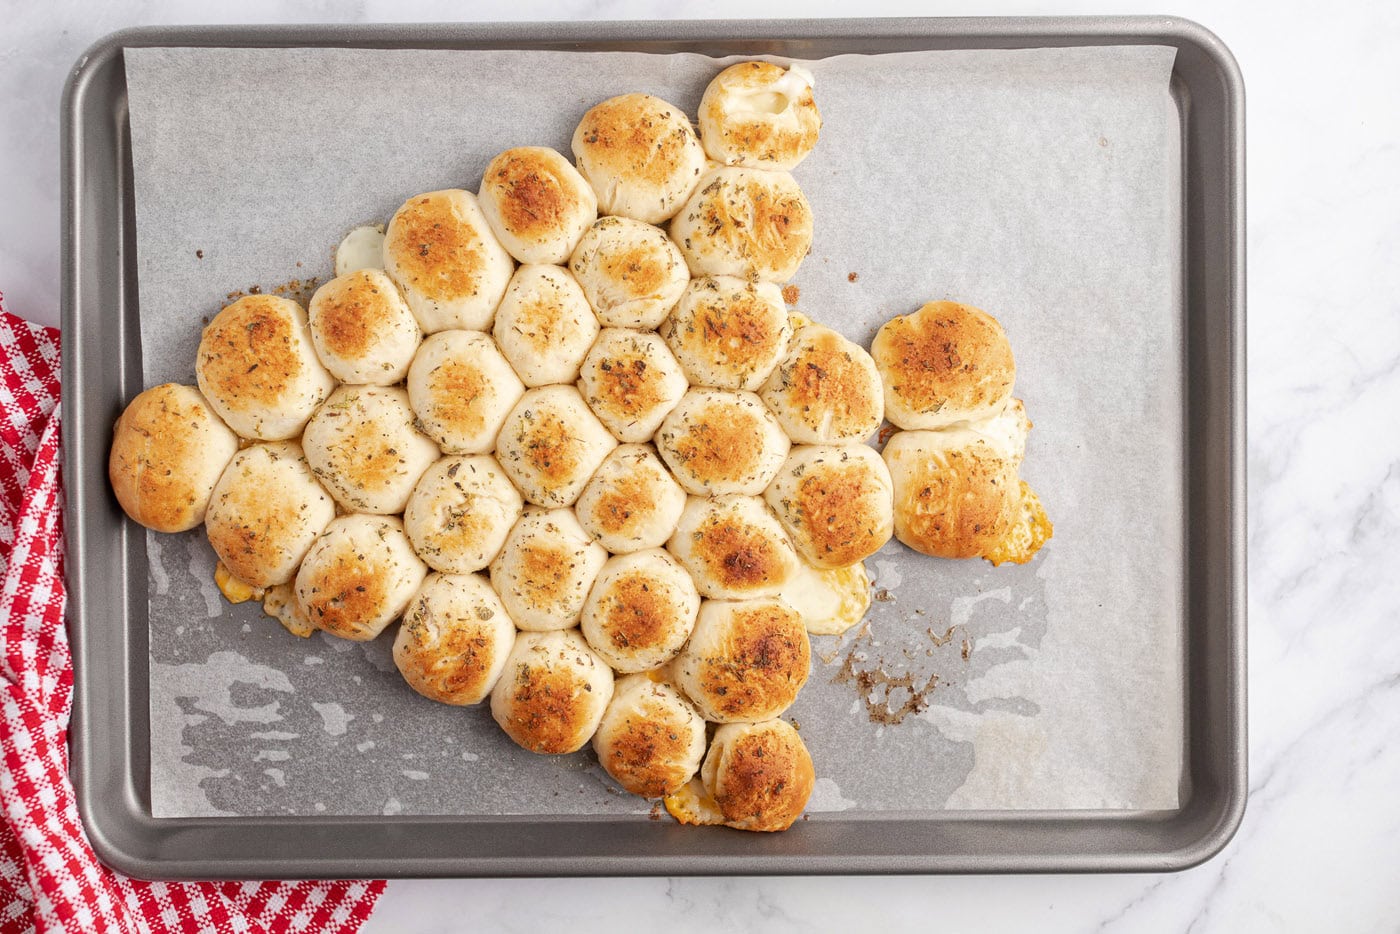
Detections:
[0, 298, 384, 934]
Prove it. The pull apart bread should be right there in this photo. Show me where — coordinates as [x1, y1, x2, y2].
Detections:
[108, 60, 1055, 838]
[873, 301, 1052, 565]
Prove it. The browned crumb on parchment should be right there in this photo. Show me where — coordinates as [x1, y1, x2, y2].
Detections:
[648, 801, 664, 821]
[876, 424, 898, 446]
[195, 249, 204, 259]
[781, 284, 800, 305]
[847, 272, 858, 282]
[829, 621, 972, 726]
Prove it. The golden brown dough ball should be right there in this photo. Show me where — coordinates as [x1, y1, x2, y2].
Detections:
[307, 269, 421, 385]
[571, 93, 707, 224]
[666, 494, 799, 600]
[490, 629, 615, 755]
[760, 324, 884, 444]
[698, 62, 821, 170]
[294, 515, 428, 642]
[580, 549, 700, 673]
[393, 573, 517, 705]
[195, 294, 334, 440]
[478, 146, 598, 265]
[701, 719, 815, 832]
[593, 674, 707, 798]
[108, 383, 238, 533]
[659, 276, 791, 391]
[763, 444, 893, 569]
[674, 598, 810, 723]
[670, 167, 813, 283]
[871, 300, 1016, 430]
[577, 328, 689, 444]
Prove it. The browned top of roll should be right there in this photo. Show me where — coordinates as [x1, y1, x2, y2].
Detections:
[710, 720, 815, 832]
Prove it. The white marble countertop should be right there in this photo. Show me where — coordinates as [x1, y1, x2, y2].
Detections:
[6, 1, 1398, 930]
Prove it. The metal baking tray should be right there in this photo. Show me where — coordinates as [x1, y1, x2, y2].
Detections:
[61, 17, 1245, 878]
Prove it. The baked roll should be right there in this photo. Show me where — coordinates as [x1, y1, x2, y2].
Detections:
[108, 383, 238, 533]
[489, 507, 609, 631]
[580, 549, 700, 673]
[698, 62, 821, 170]
[574, 444, 687, 554]
[871, 300, 1016, 430]
[670, 167, 813, 283]
[478, 146, 598, 265]
[571, 93, 707, 224]
[406, 329, 525, 455]
[882, 402, 1051, 564]
[490, 629, 615, 754]
[495, 386, 618, 507]
[763, 443, 893, 568]
[301, 385, 440, 515]
[393, 572, 517, 705]
[673, 598, 810, 723]
[666, 494, 799, 599]
[568, 216, 689, 329]
[700, 719, 814, 831]
[204, 441, 335, 589]
[403, 454, 523, 574]
[294, 514, 427, 642]
[659, 276, 792, 391]
[491, 264, 599, 387]
[307, 269, 421, 385]
[655, 389, 789, 497]
[577, 328, 689, 444]
[383, 189, 515, 333]
[593, 674, 707, 797]
[760, 324, 884, 444]
[195, 294, 334, 440]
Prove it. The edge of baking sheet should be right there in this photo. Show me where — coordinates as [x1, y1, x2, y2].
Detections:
[61, 15, 1246, 879]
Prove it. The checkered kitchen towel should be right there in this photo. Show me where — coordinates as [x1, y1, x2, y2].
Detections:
[0, 301, 384, 933]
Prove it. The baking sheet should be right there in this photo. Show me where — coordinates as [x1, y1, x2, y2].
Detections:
[124, 43, 1183, 819]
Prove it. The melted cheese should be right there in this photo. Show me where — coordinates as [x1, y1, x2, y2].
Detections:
[663, 777, 726, 826]
[262, 583, 315, 638]
[986, 481, 1053, 566]
[728, 65, 815, 117]
[214, 561, 263, 604]
[334, 224, 386, 277]
[779, 560, 871, 636]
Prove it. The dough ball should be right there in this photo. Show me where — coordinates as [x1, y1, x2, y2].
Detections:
[571, 93, 706, 224]
[764, 444, 894, 568]
[307, 269, 421, 385]
[383, 189, 514, 333]
[403, 454, 523, 573]
[674, 598, 810, 722]
[334, 224, 385, 277]
[666, 494, 798, 599]
[495, 386, 618, 507]
[580, 549, 700, 673]
[489, 507, 609, 630]
[491, 264, 599, 387]
[393, 572, 517, 705]
[593, 674, 707, 798]
[407, 329, 525, 454]
[302, 385, 440, 515]
[670, 167, 813, 283]
[698, 62, 821, 170]
[109, 383, 238, 533]
[295, 514, 427, 642]
[701, 719, 814, 832]
[478, 146, 598, 264]
[568, 216, 689, 329]
[659, 276, 791, 391]
[490, 628, 615, 754]
[655, 389, 789, 496]
[195, 294, 334, 440]
[882, 404, 1031, 560]
[871, 300, 1017, 430]
[204, 441, 335, 589]
[577, 328, 689, 443]
[760, 324, 884, 443]
[574, 444, 687, 554]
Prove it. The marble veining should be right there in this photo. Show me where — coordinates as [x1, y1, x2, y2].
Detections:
[6, 0, 1399, 930]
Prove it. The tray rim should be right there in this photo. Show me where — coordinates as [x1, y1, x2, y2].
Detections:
[61, 14, 1246, 879]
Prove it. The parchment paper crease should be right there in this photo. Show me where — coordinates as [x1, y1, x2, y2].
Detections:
[126, 44, 1184, 818]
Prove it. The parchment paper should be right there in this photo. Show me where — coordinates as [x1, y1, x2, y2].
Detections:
[126, 43, 1184, 818]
